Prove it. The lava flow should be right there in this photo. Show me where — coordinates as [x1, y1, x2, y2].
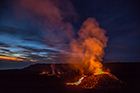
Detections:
[66, 68, 107, 86]
[66, 75, 87, 86]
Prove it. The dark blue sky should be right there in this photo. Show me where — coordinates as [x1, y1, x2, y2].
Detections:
[0, 0, 140, 69]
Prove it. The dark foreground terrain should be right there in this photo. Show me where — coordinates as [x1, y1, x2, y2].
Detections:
[0, 63, 140, 93]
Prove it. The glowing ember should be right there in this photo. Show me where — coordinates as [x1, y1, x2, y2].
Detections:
[39, 71, 48, 75]
[66, 75, 87, 86]
[39, 71, 64, 78]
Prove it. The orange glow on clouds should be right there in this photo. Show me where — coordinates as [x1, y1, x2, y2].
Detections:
[0, 56, 24, 61]
[0, 56, 37, 62]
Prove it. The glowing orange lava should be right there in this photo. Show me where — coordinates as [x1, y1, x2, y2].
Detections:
[66, 75, 87, 86]
[94, 68, 108, 75]
[66, 67, 111, 87]
[39, 71, 63, 78]
[66, 70, 107, 86]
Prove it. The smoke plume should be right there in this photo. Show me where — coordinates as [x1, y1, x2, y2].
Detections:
[69, 18, 108, 74]
[14, 0, 108, 74]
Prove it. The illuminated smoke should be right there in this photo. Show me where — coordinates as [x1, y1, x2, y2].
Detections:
[50, 64, 55, 74]
[69, 18, 108, 74]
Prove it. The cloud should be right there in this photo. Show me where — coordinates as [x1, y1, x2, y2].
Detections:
[0, 26, 43, 43]
[12, 46, 63, 62]
[0, 48, 12, 53]
[0, 24, 65, 63]
[0, 43, 11, 47]
[17, 46, 60, 54]
[0, 0, 139, 64]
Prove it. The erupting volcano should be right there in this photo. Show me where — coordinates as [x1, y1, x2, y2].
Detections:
[66, 71, 124, 89]
[36, 18, 124, 89]
[65, 18, 124, 89]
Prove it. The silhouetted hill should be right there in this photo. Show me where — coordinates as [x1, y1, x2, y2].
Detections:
[23, 64, 69, 73]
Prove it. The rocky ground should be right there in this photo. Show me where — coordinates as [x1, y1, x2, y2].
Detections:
[0, 62, 140, 93]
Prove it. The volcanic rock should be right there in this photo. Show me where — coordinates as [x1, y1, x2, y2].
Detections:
[80, 73, 125, 89]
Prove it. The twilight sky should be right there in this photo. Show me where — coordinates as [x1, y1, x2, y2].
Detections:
[0, 0, 140, 69]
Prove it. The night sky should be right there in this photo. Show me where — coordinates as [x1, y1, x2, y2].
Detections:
[0, 0, 140, 69]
